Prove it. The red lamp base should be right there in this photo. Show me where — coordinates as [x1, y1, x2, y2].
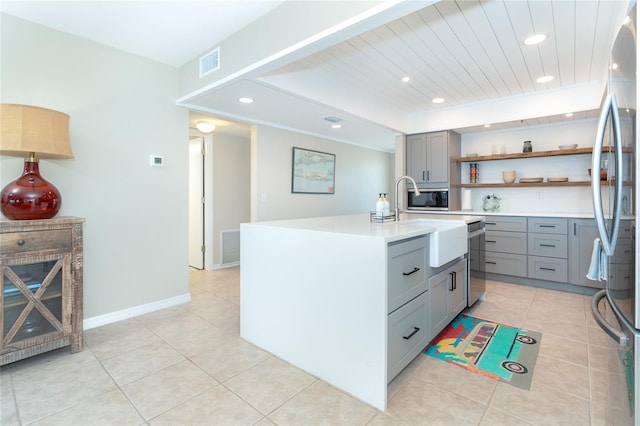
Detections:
[1, 161, 62, 220]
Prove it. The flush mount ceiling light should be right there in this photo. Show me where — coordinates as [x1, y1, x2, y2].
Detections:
[195, 121, 215, 133]
[536, 75, 554, 83]
[432, 97, 445, 104]
[524, 34, 547, 46]
[238, 97, 254, 104]
[402, 76, 410, 83]
[331, 124, 342, 129]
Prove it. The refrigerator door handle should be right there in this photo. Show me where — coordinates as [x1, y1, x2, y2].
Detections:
[591, 289, 629, 347]
[610, 94, 623, 246]
[591, 94, 622, 256]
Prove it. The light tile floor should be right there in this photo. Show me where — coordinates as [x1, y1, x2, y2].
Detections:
[0, 267, 619, 425]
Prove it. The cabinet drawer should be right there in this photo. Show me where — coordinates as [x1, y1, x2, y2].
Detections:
[485, 252, 527, 277]
[528, 218, 567, 234]
[612, 239, 633, 264]
[484, 217, 527, 232]
[485, 231, 527, 254]
[619, 220, 633, 239]
[528, 256, 568, 282]
[528, 233, 567, 258]
[0, 230, 71, 255]
[388, 291, 429, 381]
[388, 236, 428, 313]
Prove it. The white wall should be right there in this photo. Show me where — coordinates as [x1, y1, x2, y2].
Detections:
[459, 118, 602, 213]
[251, 125, 394, 221]
[212, 132, 251, 265]
[1, 14, 189, 319]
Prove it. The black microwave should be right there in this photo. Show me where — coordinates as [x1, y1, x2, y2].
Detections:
[407, 189, 449, 210]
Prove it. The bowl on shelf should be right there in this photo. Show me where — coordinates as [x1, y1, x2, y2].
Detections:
[588, 168, 608, 180]
[559, 144, 578, 150]
[502, 170, 516, 183]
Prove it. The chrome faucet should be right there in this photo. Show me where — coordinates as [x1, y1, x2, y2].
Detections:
[395, 175, 420, 221]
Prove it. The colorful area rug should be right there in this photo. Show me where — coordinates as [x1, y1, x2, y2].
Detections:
[424, 314, 541, 390]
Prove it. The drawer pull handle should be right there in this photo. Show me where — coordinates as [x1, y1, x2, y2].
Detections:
[485, 261, 497, 265]
[540, 225, 556, 228]
[540, 267, 556, 271]
[17, 239, 25, 246]
[540, 244, 556, 247]
[403, 327, 420, 340]
[403, 267, 420, 276]
[485, 240, 496, 243]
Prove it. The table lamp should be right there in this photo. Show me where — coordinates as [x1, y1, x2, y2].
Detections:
[0, 104, 74, 220]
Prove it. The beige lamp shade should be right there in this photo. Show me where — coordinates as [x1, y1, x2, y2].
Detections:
[0, 104, 73, 159]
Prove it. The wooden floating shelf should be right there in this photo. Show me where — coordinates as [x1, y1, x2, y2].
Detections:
[459, 147, 633, 162]
[461, 180, 631, 188]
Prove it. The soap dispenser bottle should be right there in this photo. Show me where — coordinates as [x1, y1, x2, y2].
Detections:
[376, 194, 385, 216]
[382, 193, 390, 216]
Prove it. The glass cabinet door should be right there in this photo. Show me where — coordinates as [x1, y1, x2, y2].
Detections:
[1, 255, 68, 347]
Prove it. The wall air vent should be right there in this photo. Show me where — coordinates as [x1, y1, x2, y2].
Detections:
[323, 116, 343, 123]
[199, 47, 220, 78]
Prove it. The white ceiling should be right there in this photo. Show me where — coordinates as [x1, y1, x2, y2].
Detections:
[1, 0, 630, 151]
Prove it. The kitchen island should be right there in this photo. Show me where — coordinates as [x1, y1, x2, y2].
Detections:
[240, 213, 482, 410]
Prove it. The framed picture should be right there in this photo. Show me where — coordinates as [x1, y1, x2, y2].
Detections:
[291, 147, 335, 194]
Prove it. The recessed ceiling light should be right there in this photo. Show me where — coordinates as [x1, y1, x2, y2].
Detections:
[238, 97, 254, 104]
[524, 34, 547, 46]
[565, 112, 574, 117]
[536, 75, 554, 83]
[611, 63, 619, 70]
[432, 97, 445, 104]
[402, 76, 410, 83]
[484, 124, 491, 128]
[331, 124, 342, 129]
[623, 15, 631, 25]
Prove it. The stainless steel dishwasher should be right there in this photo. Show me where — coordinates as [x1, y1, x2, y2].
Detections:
[467, 219, 486, 306]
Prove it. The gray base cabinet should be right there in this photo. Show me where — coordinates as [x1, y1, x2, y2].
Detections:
[568, 219, 602, 288]
[483, 215, 613, 291]
[387, 236, 429, 382]
[387, 291, 429, 380]
[429, 257, 467, 338]
[484, 217, 527, 278]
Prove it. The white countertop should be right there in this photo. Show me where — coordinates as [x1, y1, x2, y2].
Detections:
[406, 210, 596, 219]
[245, 213, 478, 243]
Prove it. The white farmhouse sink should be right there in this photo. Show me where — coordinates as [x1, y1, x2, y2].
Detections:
[400, 219, 467, 267]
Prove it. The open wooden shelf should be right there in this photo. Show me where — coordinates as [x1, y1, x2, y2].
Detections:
[461, 180, 631, 188]
[459, 147, 633, 162]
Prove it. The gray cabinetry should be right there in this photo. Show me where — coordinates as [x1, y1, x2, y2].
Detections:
[386, 235, 430, 382]
[387, 291, 429, 380]
[609, 220, 634, 294]
[406, 131, 461, 192]
[527, 218, 568, 283]
[429, 257, 467, 338]
[568, 219, 602, 288]
[484, 217, 527, 278]
[387, 236, 428, 313]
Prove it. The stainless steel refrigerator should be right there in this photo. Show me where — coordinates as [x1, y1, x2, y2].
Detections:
[590, 2, 639, 424]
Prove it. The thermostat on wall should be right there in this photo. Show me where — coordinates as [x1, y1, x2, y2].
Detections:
[150, 155, 164, 167]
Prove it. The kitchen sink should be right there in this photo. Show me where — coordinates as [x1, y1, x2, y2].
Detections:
[399, 219, 467, 267]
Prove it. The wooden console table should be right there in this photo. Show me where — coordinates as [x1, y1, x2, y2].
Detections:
[0, 217, 84, 365]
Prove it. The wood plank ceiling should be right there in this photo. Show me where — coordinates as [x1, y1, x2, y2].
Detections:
[257, 0, 627, 135]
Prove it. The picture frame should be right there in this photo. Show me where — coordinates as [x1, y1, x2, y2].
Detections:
[291, 147, 335, 194]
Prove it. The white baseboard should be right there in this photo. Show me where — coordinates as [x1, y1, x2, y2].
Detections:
[83, 293, 192, 330]
[211, 262, 239, 270]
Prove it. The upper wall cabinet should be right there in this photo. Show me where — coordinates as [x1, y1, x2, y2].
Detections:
[406, 131, 461, 189]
